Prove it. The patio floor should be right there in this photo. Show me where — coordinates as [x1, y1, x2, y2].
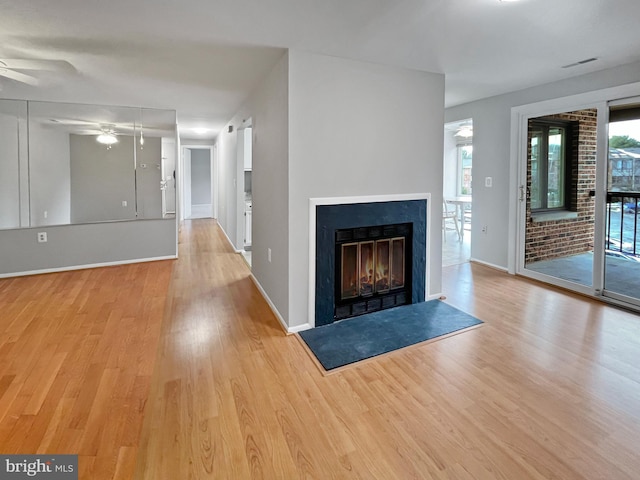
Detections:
[526, 252, 640, 299]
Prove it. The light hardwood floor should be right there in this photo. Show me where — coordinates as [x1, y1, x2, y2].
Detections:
[0, 259, 172, 478]
[2, 218, 640, 479]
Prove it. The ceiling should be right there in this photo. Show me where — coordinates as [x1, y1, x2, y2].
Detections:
[2, 0, 640, 140]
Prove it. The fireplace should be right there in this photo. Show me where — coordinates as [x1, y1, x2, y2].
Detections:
[335, 223, 412, 319]
[314, 198, 427, 327]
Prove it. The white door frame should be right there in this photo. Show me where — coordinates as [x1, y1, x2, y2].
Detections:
[509, 81, 640, 298]
[235, 119, 252, 250]
[181, 144, 215, 220]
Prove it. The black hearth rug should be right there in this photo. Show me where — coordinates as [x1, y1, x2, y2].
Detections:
[299, 300, 483, 371]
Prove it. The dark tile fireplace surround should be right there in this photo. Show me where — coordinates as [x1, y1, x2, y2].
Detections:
[315, 199, 427, 327]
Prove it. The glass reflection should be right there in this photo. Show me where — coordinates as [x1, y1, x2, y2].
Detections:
[0, 100, 176, 230]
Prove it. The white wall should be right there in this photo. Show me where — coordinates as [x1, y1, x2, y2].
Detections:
[214, 52, 290, 321]
[288, 51, 445, 329]
[445, 60, 640, 270]
[213, 50, 445, 329]
[215, 119, 240, 248]
[0, 219, 176, 276]
[443, 128, 458, 199]
[190, 149, 211, 205]
[247, 54, 289, 322]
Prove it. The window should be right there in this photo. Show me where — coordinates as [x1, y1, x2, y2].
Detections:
[457, 144, 472, 196]
[529, 120, 573, 211]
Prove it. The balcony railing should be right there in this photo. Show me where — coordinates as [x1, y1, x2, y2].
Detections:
[606, 192, 640, 257]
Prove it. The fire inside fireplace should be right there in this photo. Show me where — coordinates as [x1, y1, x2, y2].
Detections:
[335, 223, 412, 320]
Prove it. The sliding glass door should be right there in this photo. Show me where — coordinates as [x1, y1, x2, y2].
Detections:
[522, 108, 598, 290]
[602, 103, 640, 306]
[516, 98, 640, 311]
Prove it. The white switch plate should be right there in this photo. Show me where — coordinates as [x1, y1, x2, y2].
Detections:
[485, 177, 493, 188]
[122, 200, 127, 207]
[268, 248, 272, 263]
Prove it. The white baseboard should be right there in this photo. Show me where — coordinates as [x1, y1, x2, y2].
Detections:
[287, 323, 312, 333]
[189, 204, 212, 218]
[248, 273, 296, 334]
[0, 255, 177, 279]
[470, 258, 509, 272]
[219, 225, 242, 253]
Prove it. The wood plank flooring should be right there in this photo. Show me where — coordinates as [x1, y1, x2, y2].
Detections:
[0, 260, 172, 479]
[2, 218, 640, 479]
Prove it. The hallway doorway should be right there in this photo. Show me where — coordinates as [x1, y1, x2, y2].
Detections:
[443, 119, 473, 266]
[181, 145, 215, 220]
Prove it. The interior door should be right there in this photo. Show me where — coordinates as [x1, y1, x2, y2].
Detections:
[602, 101, 640, 306]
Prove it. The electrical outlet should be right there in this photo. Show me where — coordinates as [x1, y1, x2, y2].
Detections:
[122, 200, 127, 207]
[37, 232, 47, 243]
[268, 248, 272, 263]
[481, 226, 488, 234]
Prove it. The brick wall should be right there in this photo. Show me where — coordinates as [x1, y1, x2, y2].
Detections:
[525, 108, 597, 264]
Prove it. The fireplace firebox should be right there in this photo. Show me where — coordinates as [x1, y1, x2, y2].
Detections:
[334, 223, 412, 320]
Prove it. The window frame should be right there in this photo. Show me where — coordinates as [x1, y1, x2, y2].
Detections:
[456, 142, 473, 197]
[529, 119, 575, 213]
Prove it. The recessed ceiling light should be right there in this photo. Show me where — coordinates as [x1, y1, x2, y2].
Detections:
[193, 127, 210, 135]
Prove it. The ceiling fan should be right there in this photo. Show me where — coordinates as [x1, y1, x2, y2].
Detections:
[46, 117, 172, 138]
[0, 59, 75, 86]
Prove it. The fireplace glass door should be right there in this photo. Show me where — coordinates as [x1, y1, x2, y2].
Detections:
[340, 237, 406, 302]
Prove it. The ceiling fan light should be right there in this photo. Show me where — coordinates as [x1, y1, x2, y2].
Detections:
[96, 132, 118, 145]
[455, 127, 473, 138]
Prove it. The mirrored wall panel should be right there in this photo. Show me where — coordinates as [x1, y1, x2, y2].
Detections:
[0, 99, 27, 229]
[0, 100, 177, 230]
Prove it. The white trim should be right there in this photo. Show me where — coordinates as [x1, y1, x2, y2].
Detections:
[593, 104, 609, 296]
[470, 258, 509, 273]
[600, 291, 640, 312]
[0, 255, 176, 279]
[308, 193, 431, 329]
[287, 323, 312, 334]
[190, 204, 213, 218]
[219, 224, 243, 253]
[510, 81, 640, 282]
[181, 144, 215, 221]
[517, 268, 595, 297]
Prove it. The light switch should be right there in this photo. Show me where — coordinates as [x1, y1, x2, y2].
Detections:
[485, 177, 493, 188]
